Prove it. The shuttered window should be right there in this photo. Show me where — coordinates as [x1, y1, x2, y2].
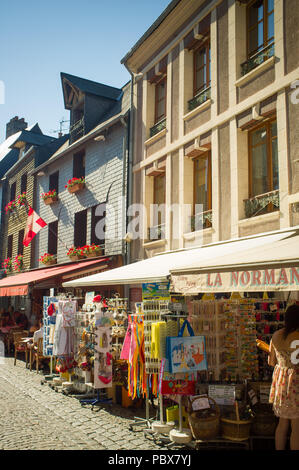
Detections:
[91, 204, 106, 247]
[20, 174, 27, 194]
[18, 229, 25, 256]
[49, 171, 59, 194]
[48, 221, 58, 255]
[73, 151, 85, 179]
[10, 182, 16, 201]
[74, 209, 87, 247]
[7, 234, 13, 259]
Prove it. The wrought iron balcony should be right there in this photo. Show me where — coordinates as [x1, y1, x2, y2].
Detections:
[148, 223, 166, 241]
[70, 117, 84, 143]
[190, 210, 213, 232]
[244, 190, 279, 219]
[188, 86, 211, 112]
[149, 118, 166, 138]
[241, 42, 275, 77]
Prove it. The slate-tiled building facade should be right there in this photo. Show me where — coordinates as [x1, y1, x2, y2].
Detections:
[31, 73, 130, 269]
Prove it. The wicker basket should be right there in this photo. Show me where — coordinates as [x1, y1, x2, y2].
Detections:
[251, 410, 277, 436]
[221, 417, 252, 441]
[188, 396, 220, 440]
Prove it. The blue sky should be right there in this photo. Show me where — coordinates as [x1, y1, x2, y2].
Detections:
[0, 0, 171, 141]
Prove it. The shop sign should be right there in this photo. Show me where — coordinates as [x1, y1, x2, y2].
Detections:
[142, 281, 170, 300]
[171, 267, 299, 294]
[208, 385, 236, 405]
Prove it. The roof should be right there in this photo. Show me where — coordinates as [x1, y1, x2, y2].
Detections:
[61, 72, 122, 102]
[63, 226, 299, 288]
[121, 0, 181, 65]
[0, 131, 22, 163]
[11, 129, 54, 148]
[30, 82, 131, 175]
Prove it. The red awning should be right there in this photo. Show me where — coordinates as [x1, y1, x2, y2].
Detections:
[0, 258, 109, 296]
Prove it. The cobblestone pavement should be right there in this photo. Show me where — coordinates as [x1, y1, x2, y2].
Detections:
[0, 357, 172, 451]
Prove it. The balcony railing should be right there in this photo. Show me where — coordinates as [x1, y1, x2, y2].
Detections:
[149, 118, 166, 138]
[241, 42, 275, 76]
[190, 210, 213, 232]
[70, 117, 84, 143]
[244, 190, 279, 219]
[148, 223, 166, 241]
[188, 86, 211, 112]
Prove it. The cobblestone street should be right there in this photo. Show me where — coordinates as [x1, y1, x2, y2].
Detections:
[0, 357, 170, 451]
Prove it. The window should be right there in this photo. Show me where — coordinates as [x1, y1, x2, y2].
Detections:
[247, 0, 274, 58]
[10, 182, 16, 202]
[20, 174, 27, 194]
[149, 173, 166, 240]
[48, 221, 58, 255]
[194, 41, 211, 97]
[155, 77, 167, 124]
[17, 229, 24, 256]
[249, 119, 278, 198]
[7, 234, 13, 259]
[91, 204, 106, 247]
[74, 209, 87, 247]
[49, 171, 59, 194]
[73, 151, 85, 179]
[193, 152, 212, 229]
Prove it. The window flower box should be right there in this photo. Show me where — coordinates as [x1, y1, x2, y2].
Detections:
[82, 244, 103, 258]
[2, 257, 13, 275]
[39, 253, 56, 266]
[17, 192, 27, 208]
[65, 177, 85, 194]
[5, 200, 17, 215]
[14, 254, 24, 272]
[42, 190, 58, 205]
[67, 246, 86, 261]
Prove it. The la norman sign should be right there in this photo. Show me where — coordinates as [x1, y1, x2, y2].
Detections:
[171, 267, 299, 294]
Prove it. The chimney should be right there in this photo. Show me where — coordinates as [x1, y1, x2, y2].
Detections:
[6, 116, 28, 139]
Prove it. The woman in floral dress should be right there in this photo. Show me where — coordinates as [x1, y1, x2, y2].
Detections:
[269, 304, 299, 450]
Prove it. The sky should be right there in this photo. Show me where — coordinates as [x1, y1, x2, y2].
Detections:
[0, 0, 171, 142]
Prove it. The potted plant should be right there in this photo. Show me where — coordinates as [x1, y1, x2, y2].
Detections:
[39, 253, 56, 266]
[5, 200, 17, 215]
[67, 246, 86, 261]
[2, 257, 13, 275]
[65, 177, 85, 194]
[83, 244, 102, 258]
[17, 192, 27, 208]
[41, 189, 58, 205]
[14, 254, 24, 272]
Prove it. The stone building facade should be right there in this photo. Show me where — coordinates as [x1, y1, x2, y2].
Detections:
[122, 0, 299, 263]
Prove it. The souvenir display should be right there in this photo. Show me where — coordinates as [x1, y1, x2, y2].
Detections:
[43, 296, 59, 357]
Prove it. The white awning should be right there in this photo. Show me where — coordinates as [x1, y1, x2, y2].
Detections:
[62, 226, 298, 288]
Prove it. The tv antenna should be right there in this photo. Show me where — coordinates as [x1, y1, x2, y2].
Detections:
[50, 117, 70, 136]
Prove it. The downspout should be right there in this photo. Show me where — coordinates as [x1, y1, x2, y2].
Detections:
[123, 69, 135, 269]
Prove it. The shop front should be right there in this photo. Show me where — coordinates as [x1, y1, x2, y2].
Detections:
[61, 226, 299, 448]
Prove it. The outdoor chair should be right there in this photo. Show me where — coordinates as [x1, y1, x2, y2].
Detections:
[13, 330, 29, 366]
[30, 337, 47, 373]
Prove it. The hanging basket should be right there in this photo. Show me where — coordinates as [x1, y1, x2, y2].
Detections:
[68, 183, 85, 194]
[188, 396, 220, 440]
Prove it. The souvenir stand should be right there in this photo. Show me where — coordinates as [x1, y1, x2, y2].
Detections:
[73, 293, 129, 407]
[42, 296, 59, 382]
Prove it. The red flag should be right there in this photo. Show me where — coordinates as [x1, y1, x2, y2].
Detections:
[23, 207, 47, 247]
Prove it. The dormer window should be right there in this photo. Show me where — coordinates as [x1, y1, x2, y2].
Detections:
[70, 103, 84, 143]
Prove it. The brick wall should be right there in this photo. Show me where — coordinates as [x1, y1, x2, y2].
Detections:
[3, 157, 35, 270]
